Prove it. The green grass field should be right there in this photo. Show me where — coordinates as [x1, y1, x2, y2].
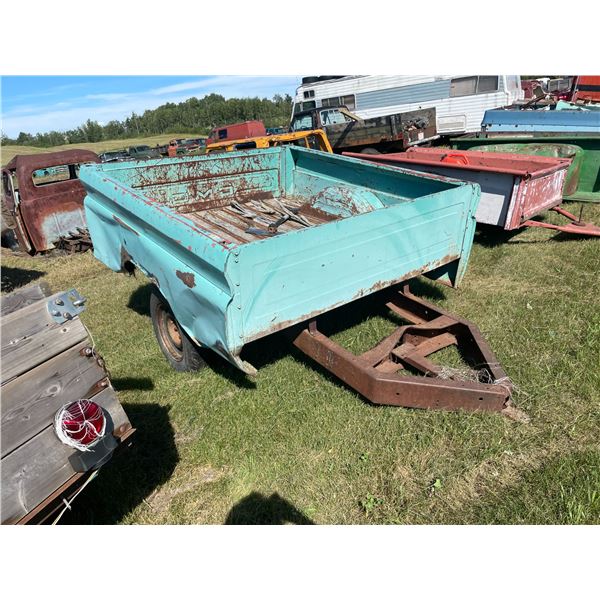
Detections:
[1, 134, 192, 165]
[1, 142, 599, 523]
[3, 206, 599, 525]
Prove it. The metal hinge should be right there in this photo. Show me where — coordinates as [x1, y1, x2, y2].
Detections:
[48, 289, 86, 323]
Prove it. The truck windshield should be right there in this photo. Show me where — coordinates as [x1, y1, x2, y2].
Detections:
[291, 114, 313, 131]
[319, 109, 349, 126]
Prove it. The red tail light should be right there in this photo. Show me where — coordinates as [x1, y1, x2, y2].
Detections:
[55, 400, 106, 450]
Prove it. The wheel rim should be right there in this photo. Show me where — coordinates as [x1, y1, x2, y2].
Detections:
[156, 302, 184, 361]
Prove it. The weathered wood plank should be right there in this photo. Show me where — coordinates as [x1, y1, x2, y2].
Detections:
[0, 281, 52, 317]
[0, 386, 131, 524]
[1, 292, 88, 384]
[1, 340, 107, 458]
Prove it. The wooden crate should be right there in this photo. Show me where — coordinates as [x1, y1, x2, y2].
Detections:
[1, 281, 133, 524]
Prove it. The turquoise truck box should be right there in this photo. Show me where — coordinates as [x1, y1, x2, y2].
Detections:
[79, 147, 516, 414]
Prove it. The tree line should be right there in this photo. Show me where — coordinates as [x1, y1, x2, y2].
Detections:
[2, 93, 294, 147]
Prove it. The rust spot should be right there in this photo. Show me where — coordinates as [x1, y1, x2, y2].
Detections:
[176, 270, 196, 288]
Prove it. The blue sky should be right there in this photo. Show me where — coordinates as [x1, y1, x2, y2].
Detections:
[1, 76, 300, 137]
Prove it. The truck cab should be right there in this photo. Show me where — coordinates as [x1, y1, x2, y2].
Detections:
[291, 106, 352, 131]
[206, 120, 267, 146]
[1, 150, 99, 254]
[290, 105, 437, 153]
[128, 145, 161, 160]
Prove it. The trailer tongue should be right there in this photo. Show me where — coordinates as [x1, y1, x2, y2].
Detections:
[292, 284, 518, 416]
[80, 147, 518, 416]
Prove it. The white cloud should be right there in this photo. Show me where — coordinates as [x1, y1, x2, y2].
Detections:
[2, 76, 300, 136]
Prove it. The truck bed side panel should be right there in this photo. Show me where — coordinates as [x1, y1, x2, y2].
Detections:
[231, 185, 478, 343]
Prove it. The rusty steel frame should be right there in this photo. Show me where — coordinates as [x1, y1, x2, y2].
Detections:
[523, 206, 600, 237]
[292, 284, 514, 414]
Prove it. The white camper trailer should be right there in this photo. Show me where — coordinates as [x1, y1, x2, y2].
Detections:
[292, 75, 523, 136]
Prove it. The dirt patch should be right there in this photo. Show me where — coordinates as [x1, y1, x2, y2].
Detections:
[439, 436, 594, 513]
[145, 465, 225, 515]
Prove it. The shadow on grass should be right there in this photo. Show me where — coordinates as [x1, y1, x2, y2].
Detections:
[543, 230, 600, 243]
[126, 279, 448, 393]
[127, 282, 152, 317]
[111, 377, 155, 391]
[474, 217, 599, 247]
[238, 285, 412, 374]
[406, 277, 447, 302]
[61, 403, 178, 525]
[1, 266, 46, 293]
[225, 492, 314, 525]
[474, 225, 523, 248]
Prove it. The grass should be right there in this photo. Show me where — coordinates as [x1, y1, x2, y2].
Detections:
[1, 203, 599, 525]
[0, 134, 192, 164]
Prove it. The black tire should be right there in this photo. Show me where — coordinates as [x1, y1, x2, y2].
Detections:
[360, 147, 381, 155]
[149, 288, 206, 372]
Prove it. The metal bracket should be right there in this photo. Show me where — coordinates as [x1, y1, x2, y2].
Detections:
[48, 289, 86, 323]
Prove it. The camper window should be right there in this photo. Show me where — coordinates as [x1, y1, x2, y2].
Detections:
[2, 173, 10, 197]
[451, 76, 499, 97]
[341, 95, 356, 110]
[450, 76, 477, 97]
[477, 76, 499, 93]
[322, 95, 356, 110]
[303, 90, 315, 99]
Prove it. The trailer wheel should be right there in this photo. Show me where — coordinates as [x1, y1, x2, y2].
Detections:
[150, 289, 206, 372]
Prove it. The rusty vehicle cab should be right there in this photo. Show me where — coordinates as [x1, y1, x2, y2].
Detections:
[1, 150, 99, 254]
[206, 120, 267, 145]
[289, 105, 438, 153]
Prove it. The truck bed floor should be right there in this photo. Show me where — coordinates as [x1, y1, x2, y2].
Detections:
[174, 196, 337, 244]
